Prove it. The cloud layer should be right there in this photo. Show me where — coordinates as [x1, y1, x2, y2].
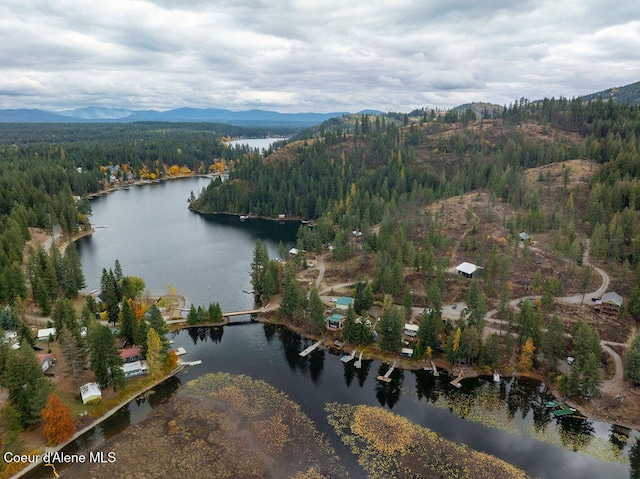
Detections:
[1, 0, 638, 112]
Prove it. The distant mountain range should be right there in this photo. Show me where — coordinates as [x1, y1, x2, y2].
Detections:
[0, 80, 638, 125]
[0, 107, 354, 127]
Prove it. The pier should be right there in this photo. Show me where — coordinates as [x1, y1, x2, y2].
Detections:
[355, 351, 363, 368]
[450, 370, 464, 388]
[377, 361, 396, 383]
[299, 340, 323, 357]
[431, 361, 439, 377]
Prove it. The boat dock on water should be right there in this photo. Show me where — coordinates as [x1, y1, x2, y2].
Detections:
[299, 341, 322, 357]
[377, 361, 396, 383]
[341, 350, 356, 363]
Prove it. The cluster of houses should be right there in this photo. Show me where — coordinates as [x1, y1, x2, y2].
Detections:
[323, 296, 418, 358]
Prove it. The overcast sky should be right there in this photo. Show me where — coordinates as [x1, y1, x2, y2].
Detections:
[0, 0, 638, 113]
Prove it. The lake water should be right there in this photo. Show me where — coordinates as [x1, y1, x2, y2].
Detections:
[61, 177, 639, 479]
[77, 177, 298, 310]
[227, 137, 287, 151]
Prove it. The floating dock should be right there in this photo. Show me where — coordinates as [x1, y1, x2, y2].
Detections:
[341, 350, 356, 363]
[299, 341, 322, 357]
[175, 347, 187, 356]
[377, 361, 396, 383]
[431, 361, 439, 377]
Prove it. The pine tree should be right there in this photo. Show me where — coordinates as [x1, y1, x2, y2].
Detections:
[147, 304, 170, 353]
[42, 393, 76, 445]
[89, 324, 125, 391]
[51, 298, 80, 339]
[58, 329, 87, 387]
[187, 305, 198, 325]
[308, 288, 325, 335]
[1, 346, 55, 427]
[624, 330, 640, 385]
[378, 307, 403, 352]
[542, 314, 565, 367]
[119, 298, 137, 345]
[343, 306, 358, 343]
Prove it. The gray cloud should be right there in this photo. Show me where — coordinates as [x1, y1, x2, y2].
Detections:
[0, 0, 638, 112]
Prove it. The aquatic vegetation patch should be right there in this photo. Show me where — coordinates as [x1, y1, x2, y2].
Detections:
[326, 402, 529, 479]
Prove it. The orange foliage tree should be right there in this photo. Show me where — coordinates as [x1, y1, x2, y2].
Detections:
[42, 393, 76, 445]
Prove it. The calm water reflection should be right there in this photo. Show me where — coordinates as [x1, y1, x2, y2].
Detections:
[25, 324, 637, 479]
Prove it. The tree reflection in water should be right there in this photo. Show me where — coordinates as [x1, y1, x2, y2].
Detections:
[375, 364, 404, 409]
[630, 437, 640, 479]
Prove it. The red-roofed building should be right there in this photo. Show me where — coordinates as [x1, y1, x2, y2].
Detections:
[120, 347, 142, 364]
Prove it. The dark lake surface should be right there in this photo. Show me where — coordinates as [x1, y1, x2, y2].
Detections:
[77, 177, 298, 310]
[51, 176, 639, 479]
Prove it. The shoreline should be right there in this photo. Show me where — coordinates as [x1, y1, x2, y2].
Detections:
[11, 365, 185, 479]
[8, 315, 637, 478]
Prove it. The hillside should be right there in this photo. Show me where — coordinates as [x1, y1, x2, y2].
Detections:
[581, 80, 640, 105]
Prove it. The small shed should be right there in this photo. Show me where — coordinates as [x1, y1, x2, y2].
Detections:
[519, 232, 531, 243]
[122, 360, 148, 379]
[404, 324, 419, 337]
[335, 297, 354, 311]
[37, 328, 56, 342]
[326, 314, 346, 330]
[289, 248, 299, 256]
[455, 262, 484, 279]
[401, 348, 414, 358]
[36, 353, 55, 372]
[80, 382, 102, 404]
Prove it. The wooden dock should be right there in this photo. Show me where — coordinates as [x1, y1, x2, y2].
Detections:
[431, 361, 439, 377]
[355, 351, 363, 368]
[377, 361, 396, 383]
[299, 341, 323, 357]
[450, 370, 464, 388]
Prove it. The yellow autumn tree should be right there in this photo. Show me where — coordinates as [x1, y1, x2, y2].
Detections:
[517, 337, 535, 372]
[146, 328, 164, 378]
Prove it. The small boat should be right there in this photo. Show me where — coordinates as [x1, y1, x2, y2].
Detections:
[239, 215, 249, 221]
[175, 347, 187, 356]
[493, 371, 500, 382]
[545, 400, 562, 408]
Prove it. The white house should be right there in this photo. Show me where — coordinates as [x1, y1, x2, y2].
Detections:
[37, 328, 56, 341]
[80, 382, 102, 404]
[122, 360, 149, 379]
[404, 324, 419, 338]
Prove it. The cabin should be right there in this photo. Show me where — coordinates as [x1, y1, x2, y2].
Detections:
[596, 292, 623, 316]
[121, 360, 148, 379]
[401, 348, 414, 358]
[37, 353, 55, 372]
[120, 347, 142, 363]
[335, 297, 354, 311]
[37, 327, 56, 342]
[326, 314, 346, 330]
[80, 382, 102, 404]
[404, 324, 419, 338]
[455, 262, 484, 279]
